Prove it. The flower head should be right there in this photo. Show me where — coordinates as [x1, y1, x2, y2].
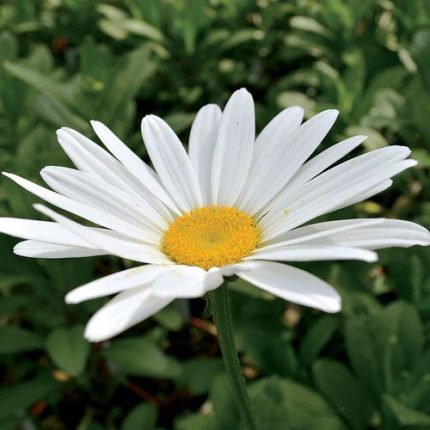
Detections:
[1, 88, 428, 342]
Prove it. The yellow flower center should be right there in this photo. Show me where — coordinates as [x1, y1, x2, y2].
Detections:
[162, 206, 260, 270]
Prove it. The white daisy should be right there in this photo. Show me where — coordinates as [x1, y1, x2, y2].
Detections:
[0, 88, 428, 342]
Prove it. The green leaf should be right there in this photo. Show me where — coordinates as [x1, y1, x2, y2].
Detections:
[175, 412, 217, 430]
[242, 330, 297, 377]
[249, 376, 344, 430]
[122, 403, 158, 430]
[313, 359, 373, 430]
[0, 327, 43, 354]
[103, 337, 182, 379]
[209, 373, 240, 430]
[290, 17, 335, 39]
[36, 93, 89, 130]
[153, 304, 185, 331]
[344, 301, 424, 396]
[0, 375, 59, 422]
[345, 126, 388, 150]
[386, 347, 430, 414]
[163, 112, 195, 135]
[3, 61, 75, 104]
[0, 33, 18, 62]
[176, 358, 224, 395]
[299, 315, 338, 368]
[121, 19, 164, 42]
[45, 325, 90, 377]
[383, 394, 430, 425]
[98, 46, 155, 132]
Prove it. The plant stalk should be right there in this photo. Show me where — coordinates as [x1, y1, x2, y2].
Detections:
[208, 281, 257, 430]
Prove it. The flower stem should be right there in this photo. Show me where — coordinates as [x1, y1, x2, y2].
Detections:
[208, 281, 257, 430]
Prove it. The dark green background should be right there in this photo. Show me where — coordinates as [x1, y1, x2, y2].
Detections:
[1, 1, 430, 429]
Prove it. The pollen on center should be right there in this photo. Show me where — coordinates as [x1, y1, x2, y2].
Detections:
[162, 206, 260, 270]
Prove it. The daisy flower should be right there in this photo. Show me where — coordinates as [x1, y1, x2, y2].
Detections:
[0, 88, 428, 342]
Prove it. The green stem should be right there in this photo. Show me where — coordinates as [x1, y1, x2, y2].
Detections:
[208, 281, 257, 430]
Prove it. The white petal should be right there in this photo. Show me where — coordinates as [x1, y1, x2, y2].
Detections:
[262, 152, 416, 240]
[141, 115, 202, 212]
[246, 245, 378, 262]
[330, 180, 393, 212]
[236, 261, 341, 313]
[41, 167, 166, 237]
[0, 216, 159, 251]
[57, 128, 143, 197]
[91, 120, 179, 214]
[151, 265, 223, 298]
[188, 104, 222, 205]
[34, 204, 170, 264]
[280, 134, 367, 199]
[239, 109, 338, 214]
[266, 145, 411, 220]
[14, 240, 106, 258]
[238, 106, 304, 212]
[255, 106, 304, 149]
[326, 219, 430, 249]
[66, 264, 172, 304]
[261, 218, 384, 247]
[57, 128, 174, 223]
[211, 88, 255, 206]
[2, 172, 157, 242]
[0, 218, 95, 248]
[84, 286, 171, 342]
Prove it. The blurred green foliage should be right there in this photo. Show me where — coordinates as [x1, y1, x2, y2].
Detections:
[0, 0, 430, 429]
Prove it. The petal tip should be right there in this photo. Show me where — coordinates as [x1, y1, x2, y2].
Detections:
[322, 295, 342, 313]
[141, 114, 160, 130]
[33, 203, 48, 214]
[327, 109, 340, 119]
[65, 292, 79, 304]
[64, 293, 76, 304]
[366, 253, 379, 263]
[90, 120, 104, 131]
[83, 325, 103, 343]
[231, 87, 253, 101]
[328, 301, 342, 313]
[356, 134, 368, 141]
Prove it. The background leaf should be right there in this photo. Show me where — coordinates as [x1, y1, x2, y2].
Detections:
[45, 325, 90, 377]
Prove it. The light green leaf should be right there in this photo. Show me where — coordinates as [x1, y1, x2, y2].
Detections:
[290, 17, 335, 39]
[103, 337, 181, 379]
[153, 305, 185, 331]
[122, 403, 158, 430]
[384, 394, 430, 425]
[121, 19, 164, 42]
[45, 325, 90, 377]
[249, 376, 344, 430]
[175, 412, 217, 430]
[3, 61, 75, 104]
